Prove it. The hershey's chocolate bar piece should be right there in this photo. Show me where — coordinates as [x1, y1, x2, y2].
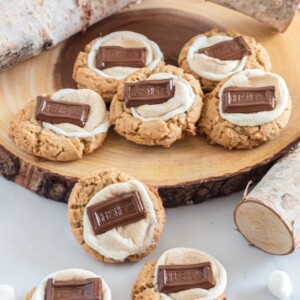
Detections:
[35, 96, 90, 127]
[158, 262, 215, 294]
[124, 79, 175, 107]
[45, 278, 102, 300]
[222, 86, 276, 113]
[198, 36, 251, 61]
[96, 46, 147, 69]
[87, 191, 146, 235]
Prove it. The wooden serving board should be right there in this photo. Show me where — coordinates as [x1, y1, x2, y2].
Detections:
[0, 0, 300, 207]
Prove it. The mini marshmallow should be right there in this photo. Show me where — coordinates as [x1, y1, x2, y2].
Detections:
[0, 285, 17, 300]
[268, 270, 293, 299]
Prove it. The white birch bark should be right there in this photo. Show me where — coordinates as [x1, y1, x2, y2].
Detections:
[208, 0, 299, 32]
[0, 0, 138, 72]
[234, 142, 300, 255]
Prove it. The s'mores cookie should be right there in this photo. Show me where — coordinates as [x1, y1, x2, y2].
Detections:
[110, 64, 203, 148]
[199, 69, 291, 149]
[68, 169, 166, 263]
[10, 89, 109, 161]
[132, 247, 227, 300]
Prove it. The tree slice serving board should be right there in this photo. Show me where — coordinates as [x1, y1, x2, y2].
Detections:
[0, 1, 300, 207]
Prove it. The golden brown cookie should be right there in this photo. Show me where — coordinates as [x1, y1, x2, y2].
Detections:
[132, 248, 227, 300]
[132, 260, 160, 300]
[199, 71, 292, 150]
[73, 31, 165, 103]
[178, 28, 272, 92]
[24, 289, 35, 300]
[10, 89, 109, 161]
[68, 168, 166, 263]
[110, 65, 203, 148]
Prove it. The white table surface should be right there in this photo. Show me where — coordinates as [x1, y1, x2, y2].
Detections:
[1, 176, 299, 300]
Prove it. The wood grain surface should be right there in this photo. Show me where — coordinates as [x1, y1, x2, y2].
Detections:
[0, 1, 299, 206]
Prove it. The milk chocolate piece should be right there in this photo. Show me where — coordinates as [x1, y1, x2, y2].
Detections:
[222, 86, 276, 113]
[96, 46, 147, 69]
[45, 278, 102, 300]
[87, 191, 146, 235]
[124, 79, 175, 107]
[198, 36, 251, 61]
[35, 96, 90, 127]
[158, 262, 215, 294]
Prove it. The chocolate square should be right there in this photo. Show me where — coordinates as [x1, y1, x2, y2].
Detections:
[96, 46, 147, 69]
[158, 262, 215, 294]
[45, 278, 102, 300]
[87, 191, 146, 235]
[198, 36, 251, 61]
[35, 96, 90, 128]
[222, 86, 276, 113]
[124, 79, 175, 107]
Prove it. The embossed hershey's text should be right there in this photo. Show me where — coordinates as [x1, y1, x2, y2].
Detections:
[44, 102, 83, 117]
[209, 41, 243, 58]
[230, 91, 268, 104]
[105, 48, 142, 60]
[166, 269, 206, 283]
[130, 85, 166, 98]
[95, 199, 137, 225]
[54, 285, 93, 298]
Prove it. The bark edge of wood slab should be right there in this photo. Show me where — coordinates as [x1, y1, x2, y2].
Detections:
[1, 140, 299, 207]
[0, 145, 76, 203]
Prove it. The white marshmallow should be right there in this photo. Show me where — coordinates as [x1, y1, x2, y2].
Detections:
[0, 285, 17, 300]
[83, 180, 157, 261]
[267, 270, 293, 299]
[218, 69, 289, 127]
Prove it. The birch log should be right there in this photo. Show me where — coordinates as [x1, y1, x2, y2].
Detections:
[208, 0, 300, 32]
[0, 0, 139, 72]
[234, 142, 300, 255]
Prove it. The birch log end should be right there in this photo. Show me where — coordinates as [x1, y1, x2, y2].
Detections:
[234, 144, 300, 255]
[0, 4, 300, 207]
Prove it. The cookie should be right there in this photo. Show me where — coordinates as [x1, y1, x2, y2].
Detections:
[68, 168, 166, 263]
[110, 64, 203, 148]
[132, 247, 227, 300]
[199, 69, 292, 149]
[178, 28, 272, 92]
[73, 31, 165, 103]
[10, 88, 109, 161]
[24, 268, 111, 300]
